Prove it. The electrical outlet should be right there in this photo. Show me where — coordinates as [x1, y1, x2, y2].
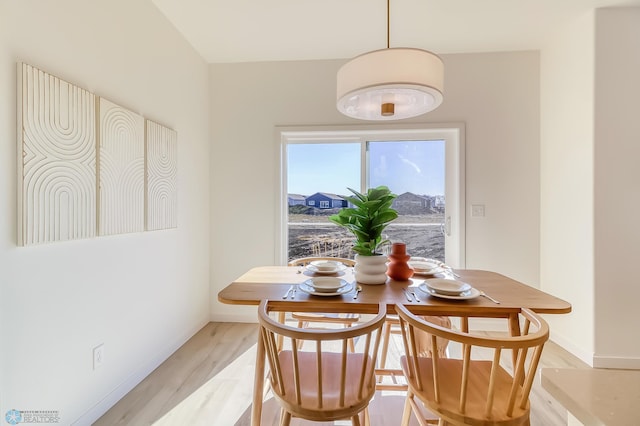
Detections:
[93, 344, 104, 370]
[471, 204, 485, 217]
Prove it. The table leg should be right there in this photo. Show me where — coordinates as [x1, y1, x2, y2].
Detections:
[277, 311, 285, 350]
[251, 329, 266, 426]
[508, 312, 521, 336]
[508, 312, 523, 380]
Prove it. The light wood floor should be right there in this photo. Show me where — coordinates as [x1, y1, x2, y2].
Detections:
[95, 321, 588, 426]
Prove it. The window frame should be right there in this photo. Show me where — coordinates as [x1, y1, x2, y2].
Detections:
[276, 123, 466, 267]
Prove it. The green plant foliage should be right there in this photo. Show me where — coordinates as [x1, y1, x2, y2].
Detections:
[329, 186, 398, 256]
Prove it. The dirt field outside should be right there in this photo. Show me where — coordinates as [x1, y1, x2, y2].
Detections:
[288, 213, 444, 262]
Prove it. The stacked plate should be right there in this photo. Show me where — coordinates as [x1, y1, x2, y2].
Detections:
[408, 259, 446, 276]
[419, 278, 480, 300]
[299, 277, 352, 296]
[305, 260, 347, 275]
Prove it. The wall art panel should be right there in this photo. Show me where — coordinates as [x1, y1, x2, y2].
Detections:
[146, 120, 177, 230]
[17, 63, 97, 246]
[98, 98, 144, 235]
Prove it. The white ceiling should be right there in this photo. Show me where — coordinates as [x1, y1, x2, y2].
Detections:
[152, 0, 640, 63]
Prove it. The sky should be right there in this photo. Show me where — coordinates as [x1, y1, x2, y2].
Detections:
[287, 140, 445, 197]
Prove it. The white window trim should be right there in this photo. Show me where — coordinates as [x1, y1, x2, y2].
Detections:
[276, 123, 466, 267]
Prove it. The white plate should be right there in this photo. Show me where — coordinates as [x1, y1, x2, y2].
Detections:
[305, 263, 347, 275]
[419, 284, 481, 300]
[409, 260, 445, 275]
[310, 260, 342, 270]
[409, 257, 442, 264]
[303, 277, 349, 292]
[423, 278, 472, 295]
[411, 266, 446, 276]
[298, 281, 353, 296]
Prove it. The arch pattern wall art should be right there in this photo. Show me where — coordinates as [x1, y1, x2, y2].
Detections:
[17, 63, 178, 246]
[17, 63, 97, 245]
[98, 98, 145, 236]
[146, 120, 177, 230]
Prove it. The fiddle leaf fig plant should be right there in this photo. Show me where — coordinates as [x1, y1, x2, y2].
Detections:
[329, 186, 398, 256]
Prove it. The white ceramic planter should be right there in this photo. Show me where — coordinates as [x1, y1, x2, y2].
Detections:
[354, 254, 388, 285]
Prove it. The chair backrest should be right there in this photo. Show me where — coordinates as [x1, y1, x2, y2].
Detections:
[258, 300, 385, 421]
[288, 256, 355, 267]
[396, 304, 549, 425]
[310, 238, 355, 259]
[413, 315, 452, 358]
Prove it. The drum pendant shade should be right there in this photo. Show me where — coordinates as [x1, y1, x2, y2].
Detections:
[336, 47, 444, 121]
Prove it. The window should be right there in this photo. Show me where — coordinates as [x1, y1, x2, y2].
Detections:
[277, 124, 465, 267]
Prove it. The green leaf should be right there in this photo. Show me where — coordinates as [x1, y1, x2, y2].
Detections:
[347, 187, 367, 202]
[367, 186, 392, 201]
[372, 210, 398, 226]
[325, 185, 398, 250]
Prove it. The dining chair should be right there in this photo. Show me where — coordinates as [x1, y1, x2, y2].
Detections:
[377, 314, 452, 390]
[288, 257, 360, 351]
[380, 315, 452, 365]
[380, 257, 452, 376]
[395, 304, 549, 426]
[258, 300, 386, 425]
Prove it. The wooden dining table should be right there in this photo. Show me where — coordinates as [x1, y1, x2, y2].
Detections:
[218, 266, 571, 426]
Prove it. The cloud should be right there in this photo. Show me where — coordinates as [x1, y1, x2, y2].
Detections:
[399, 155, 421, 174]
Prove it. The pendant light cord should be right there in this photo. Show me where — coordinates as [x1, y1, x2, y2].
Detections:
[386, 0, 390, 49]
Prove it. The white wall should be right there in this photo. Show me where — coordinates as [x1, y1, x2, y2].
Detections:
[210, 51, 542, 322]
[0, 1, 211, 423]
[540, 11, 596, 365]
[541, 7, 640, 369]
[593, 8, 640, 368]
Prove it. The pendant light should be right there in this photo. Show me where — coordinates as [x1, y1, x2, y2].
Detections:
[336, 0, 444, 121]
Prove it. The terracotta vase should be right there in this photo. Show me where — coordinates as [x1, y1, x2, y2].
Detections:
[387, 242, 414, 281]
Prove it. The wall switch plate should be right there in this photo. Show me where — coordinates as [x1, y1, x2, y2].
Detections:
[471, 204, 485, 217]
[93, 344, 104, 370]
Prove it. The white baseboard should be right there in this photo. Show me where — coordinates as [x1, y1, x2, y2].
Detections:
[593, 355, 640, 369]
[549, 329, 594, 367]
[71, 321, 208, 426]
[210, 313, 257, 323]
[567, 412, 584, 426]
[549, 329, 640, 369]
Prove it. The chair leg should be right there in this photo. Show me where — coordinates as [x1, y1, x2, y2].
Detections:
[401, 390, 414, 426]
[363, 406, 370, 426]
[380, 321, 392, 369]
[262, 377, 271, 399]
[351, 413, 361, 426]
[296, 321, 307, 349]
[344, 324, 356, 352]
[279, 409, 291, 426]
[294, 321, 305, 350]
